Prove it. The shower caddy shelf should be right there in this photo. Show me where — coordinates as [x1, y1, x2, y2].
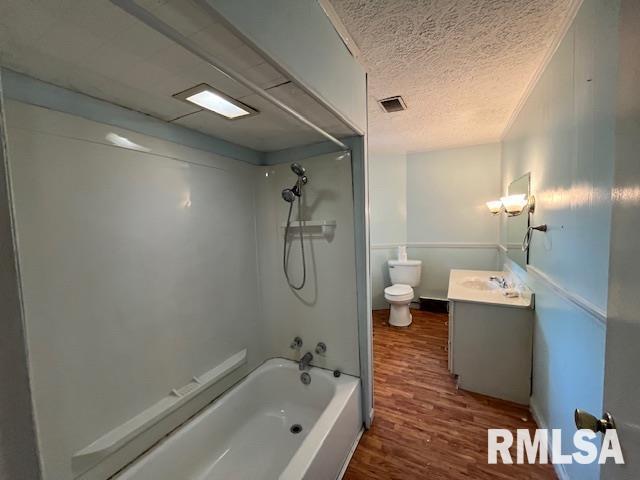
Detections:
[72, 349, 247, 472]
[280, 220, 336, 236]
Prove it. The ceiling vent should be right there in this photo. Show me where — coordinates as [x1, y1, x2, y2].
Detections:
[378, 96, 407, 113]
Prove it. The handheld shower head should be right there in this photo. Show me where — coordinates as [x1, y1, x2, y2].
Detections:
[282, 162, 308, 290]
[281, 162, 308, 203]
[291, 163, 305, 177]
[281, 188, 296, 203]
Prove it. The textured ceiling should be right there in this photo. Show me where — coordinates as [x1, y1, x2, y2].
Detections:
[330, 0, 574, 153]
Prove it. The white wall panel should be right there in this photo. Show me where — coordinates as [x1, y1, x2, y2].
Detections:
[255, 152, 360, 375]
[0, 79, 42, 480]
[5, 101, 265, 480]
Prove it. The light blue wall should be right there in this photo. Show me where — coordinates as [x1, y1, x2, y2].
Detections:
[369, 153, 407, 246]
[369, 144, 501, 308]
[501, 1, 617, 311]
[500, 1, 619, 478]
[369, 153, 407, 309]
[407, 144, 501, 246]
[407, 144, 501, 300]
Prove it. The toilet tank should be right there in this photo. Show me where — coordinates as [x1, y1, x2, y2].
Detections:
[388, 260, 422, 286]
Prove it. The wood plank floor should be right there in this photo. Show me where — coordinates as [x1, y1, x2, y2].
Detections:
[343, 309, 555, 480]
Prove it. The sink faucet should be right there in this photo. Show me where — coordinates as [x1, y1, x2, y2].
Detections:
[299, 352, 313, 371]
[489, 276, 509, 288]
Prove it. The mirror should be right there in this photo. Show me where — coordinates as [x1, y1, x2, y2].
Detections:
[506, 173, 530, 268]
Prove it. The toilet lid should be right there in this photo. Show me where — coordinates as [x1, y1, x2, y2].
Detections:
[384, 284, 413, 296]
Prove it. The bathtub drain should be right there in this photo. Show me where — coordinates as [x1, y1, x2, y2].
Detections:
[290, 424, 303, 434]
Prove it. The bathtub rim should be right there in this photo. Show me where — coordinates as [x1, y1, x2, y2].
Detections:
[280, 368, 361, 479]
[112, 356, 362, 480]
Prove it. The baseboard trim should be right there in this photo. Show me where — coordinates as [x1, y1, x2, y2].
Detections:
[529, 399, 568, 480]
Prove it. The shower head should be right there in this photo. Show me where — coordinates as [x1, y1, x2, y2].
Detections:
[281, 163, 307, 203]
[291, 163, 305, 177]
[281, 188, 296, 203]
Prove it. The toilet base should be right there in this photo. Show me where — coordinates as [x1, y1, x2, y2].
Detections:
[388, 303, 412, 327]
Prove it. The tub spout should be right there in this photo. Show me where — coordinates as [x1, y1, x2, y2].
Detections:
[299, 352, 313, 371]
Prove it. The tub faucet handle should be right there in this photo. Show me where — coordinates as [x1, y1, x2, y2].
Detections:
[315, 342, 327, 355]
[290, 336, 303, 350]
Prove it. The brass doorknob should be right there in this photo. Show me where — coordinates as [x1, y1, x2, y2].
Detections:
[575, 409, 616, 433]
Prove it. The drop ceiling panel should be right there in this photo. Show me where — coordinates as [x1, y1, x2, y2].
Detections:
[0, 0, 356, 152]
[173, 92, 326, 151]
[267, 82, 355, 138]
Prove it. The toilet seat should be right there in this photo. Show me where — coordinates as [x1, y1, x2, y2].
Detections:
[384, 284, 414, 302]
[385, 284, 413, 296]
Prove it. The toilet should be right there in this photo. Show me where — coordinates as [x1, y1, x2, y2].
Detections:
[384, 259, 422, 327]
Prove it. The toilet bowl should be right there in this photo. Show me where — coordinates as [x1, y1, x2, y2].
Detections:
[385, 259, 422, 327]
[384, 284, 415, 327]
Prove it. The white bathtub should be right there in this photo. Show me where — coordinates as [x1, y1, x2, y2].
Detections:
[116, 359, 362, 480]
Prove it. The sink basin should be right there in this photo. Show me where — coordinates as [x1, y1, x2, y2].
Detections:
[459, 277, 499, 291]
[448, 270, 533, 309]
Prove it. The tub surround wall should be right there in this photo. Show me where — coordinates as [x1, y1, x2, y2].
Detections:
[3, 98, 364, 479]
[499, 1, 619, 479]
[0, 78, 42, 480]
[255, 152, 361, 376]
[5, 101, 267, 480]
[369, 144, 501, 308]
[1, 69, 263, 166]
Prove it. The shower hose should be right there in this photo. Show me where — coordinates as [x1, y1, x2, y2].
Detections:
[283, 194, 306, 290]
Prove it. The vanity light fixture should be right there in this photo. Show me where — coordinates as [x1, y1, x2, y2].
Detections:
[500, 194, 531, 216]
[173, 83, 258, 120]
[485, 200, 503, 215]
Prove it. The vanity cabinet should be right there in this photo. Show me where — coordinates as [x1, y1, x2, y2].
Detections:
[448, 270, 533, 405]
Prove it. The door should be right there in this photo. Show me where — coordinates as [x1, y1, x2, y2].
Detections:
[601, 1, 640, 478]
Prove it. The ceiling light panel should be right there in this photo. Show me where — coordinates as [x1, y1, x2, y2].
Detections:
[173, 84, 258, 120]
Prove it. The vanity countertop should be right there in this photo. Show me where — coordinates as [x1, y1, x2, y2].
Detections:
[447, 269, 534, 309]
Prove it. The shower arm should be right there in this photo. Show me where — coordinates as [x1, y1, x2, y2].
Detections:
[110, 0, 349, 151]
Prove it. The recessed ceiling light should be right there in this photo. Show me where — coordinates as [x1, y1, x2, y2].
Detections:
[173, 84, 258, 120]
